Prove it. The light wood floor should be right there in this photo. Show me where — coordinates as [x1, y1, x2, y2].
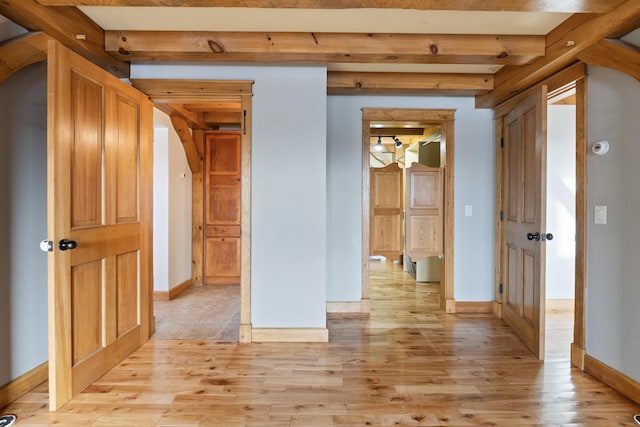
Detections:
[4, 262, 639, 426]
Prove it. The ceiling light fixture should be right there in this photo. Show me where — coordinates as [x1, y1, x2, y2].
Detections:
[374, 136, 383, 152]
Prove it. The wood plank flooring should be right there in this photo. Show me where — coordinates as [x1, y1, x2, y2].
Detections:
[3, 262, 639, 426]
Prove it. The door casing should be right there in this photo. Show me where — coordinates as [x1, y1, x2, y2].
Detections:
[494, 63, 587, 368]
[362, 108, 455, 312]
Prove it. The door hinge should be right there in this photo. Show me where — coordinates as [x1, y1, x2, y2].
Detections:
[500, 137, 504, 148]
[500, 211, 504, 221]
[499, 283, 503, 294]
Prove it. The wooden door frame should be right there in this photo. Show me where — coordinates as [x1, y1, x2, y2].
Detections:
[494, 63, 587, 368]
[362, 108, 455, 312]
[130, 80, 253, 343]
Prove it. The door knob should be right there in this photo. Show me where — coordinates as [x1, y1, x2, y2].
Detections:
[541, 233, 554, 241]
[40, 239, 53, 253]
[58, 239, 78, 251]
[527, 232, 540, 241]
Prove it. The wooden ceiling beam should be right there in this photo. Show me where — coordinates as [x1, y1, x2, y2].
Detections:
[36, 0, 625, 14]
[476, 0, 640, 108]
[183, 101, 241, 112]
[577, 40, 640, 82]
[108, 31, 544, 66]
[328, 72, 493, 95]
[370, 128, 424, 136]
[0, 0, 129, 77]
[0, 32, 50, 85]
[170, 115, 202, 173]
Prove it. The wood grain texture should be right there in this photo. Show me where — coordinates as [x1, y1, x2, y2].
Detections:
[170, 114, 202, 173]
[577, 39, 640, 82]
[5, 262, 640, 424]
[37, 0, 626, 13]
[239, 94, 252, 343]
[0, 31, 49, 86]
[106, 31, 544, 65]
[328, 72, 493, 95]
[477, 0, 640, 107]
[0, 362, 48, 409]
[0, 0, 128, 77]
[585, 354, 640, 405]
[153, 278, 193, 301]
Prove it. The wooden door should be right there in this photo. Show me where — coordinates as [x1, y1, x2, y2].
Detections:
[370, 163, 403, 261]
[47, 41, 153, 410]
[502, 87, 547, 360]
[405, 163, 444, 261]
[204, 132, 241, 285]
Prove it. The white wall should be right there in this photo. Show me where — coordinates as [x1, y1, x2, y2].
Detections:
[134, 64, 328, 328]
[153, 110, 192, 292]
[327, 95, 495, 302]
[0, 63, 48, 385]
[586, 65, 640, 382]
[546, 105, 576, 300]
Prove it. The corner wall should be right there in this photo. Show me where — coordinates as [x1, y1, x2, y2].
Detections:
[586, 65, 640, 382]
[153, 110, 192, 292]
[327, 95, 495, 303]
[134, 64, 328, 328]
[0, 63, 48, 386]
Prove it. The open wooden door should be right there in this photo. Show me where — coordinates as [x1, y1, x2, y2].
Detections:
[370, 163, 403, 261]
[405, 163, 444, 261]
[501, 86, 548, 360]
[47, 41, 153, 410]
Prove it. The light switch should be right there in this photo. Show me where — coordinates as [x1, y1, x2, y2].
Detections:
[595, 205, 607, 224]
[465, 205, 473, 217]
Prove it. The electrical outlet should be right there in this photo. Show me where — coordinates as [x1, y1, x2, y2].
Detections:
[465, 205, 473, 217]
[595, 205, 607, 224]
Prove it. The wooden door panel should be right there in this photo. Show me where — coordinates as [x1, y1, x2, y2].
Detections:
[501, 86, 547, 360]
[114, 95, 139, 224]
[116, 251, 139, 337]
[48, 41, 152, 409]
[204, 238, 241, 284]
[370, 163, 402, 261]
[71, 261, 103, 364]
[204, 132, 242, 285]
[70, 71, 103, 228]
[207, 184, 241, 225]
[405, 164, 443, 262]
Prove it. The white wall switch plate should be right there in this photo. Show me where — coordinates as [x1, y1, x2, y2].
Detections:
[595, 205, 607, 224]
[465, 205, 473, 217]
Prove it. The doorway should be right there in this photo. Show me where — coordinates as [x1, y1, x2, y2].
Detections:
[362, 109, 455, 312]
[545, 87, 577, 360]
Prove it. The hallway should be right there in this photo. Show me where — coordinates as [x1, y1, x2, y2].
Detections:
[4, 263, 638, 426]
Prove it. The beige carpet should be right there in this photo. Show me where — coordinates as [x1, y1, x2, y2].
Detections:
[152, 284, 240, 341]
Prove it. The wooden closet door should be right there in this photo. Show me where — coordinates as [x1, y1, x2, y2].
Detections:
[204, 132, 241, 285]
[370, 163, 403, 261]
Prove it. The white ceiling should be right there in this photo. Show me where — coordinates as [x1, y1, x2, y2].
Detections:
[80, 7, 570, 35]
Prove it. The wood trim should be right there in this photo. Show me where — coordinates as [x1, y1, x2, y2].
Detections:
[577, 40, 640, 82]
[153, 278, 193, 301]
[494, 115, 504, 311]
[191, 129, 205, 286]
[328, 72, 493, 95]
[0, 0, 128, 77]
[361, 121, 371, 301]
[239, 94, 252, 343]
[455, 302, 493, 314]
[476, 0, 640, 108]
[362, 108, 455, 314]
[251, 328, 329, 343]
[327, 300, 370, 314]
[494, 62, 586, 118]
[0, 362, 48, 409]
[584, 354, 640, 405]
[131, 79, 253, 102]
[107, 31, 543, 65]
[0, 31, 49, 86]
[492, 301, 503, 318]
[571, 343, 586, 370]
[573, 75, 588, 367]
